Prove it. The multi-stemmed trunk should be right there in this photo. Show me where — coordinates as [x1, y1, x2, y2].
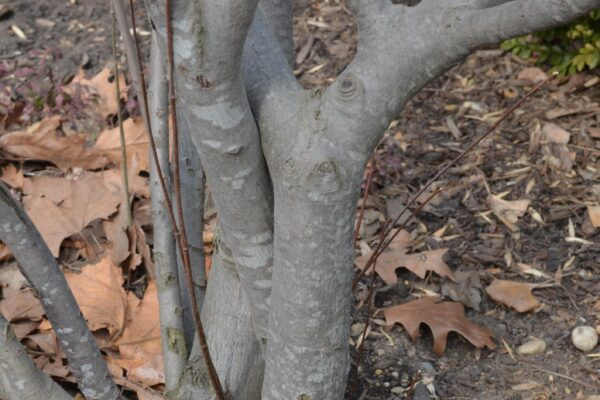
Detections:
[1, 1, 599, 399]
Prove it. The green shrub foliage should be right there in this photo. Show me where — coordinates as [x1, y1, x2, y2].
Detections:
[501, 10, 600, 74]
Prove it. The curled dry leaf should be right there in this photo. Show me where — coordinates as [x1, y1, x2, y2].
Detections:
[487, 194, 530, 232]
[23, 173, 121, 256]
[0, 116, 109, 170]
[486, 278, 541, 313]
[383, 296, 495, 356]
[355, 230, 454, 285]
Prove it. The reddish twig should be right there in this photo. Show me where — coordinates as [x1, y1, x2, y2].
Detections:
[352, 73, 555, 289]
[163, 1, 225, 398]
[353, 154, 376, 247]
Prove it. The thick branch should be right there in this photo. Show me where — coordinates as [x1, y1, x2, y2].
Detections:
[0, 184, 119, 400]
[0, 315, 72, 400]
[462, 0, 600, 47]
[147, 0, 275, 346]
[258, 0, 294, 65]
[332, 0, 600, 149]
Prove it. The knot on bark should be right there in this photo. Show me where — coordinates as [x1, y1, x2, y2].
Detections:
[307, 161, 341, 194]
[336, 73, 363, 103]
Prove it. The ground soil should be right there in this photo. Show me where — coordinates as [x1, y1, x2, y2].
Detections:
[1, 1, 599, 399]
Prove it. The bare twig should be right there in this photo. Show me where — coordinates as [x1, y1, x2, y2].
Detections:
[352, 74, 555, 289]
[111, 6, 133, 227]
[353, 154, 376, 247]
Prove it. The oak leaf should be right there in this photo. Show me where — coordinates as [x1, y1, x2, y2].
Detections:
[485, 279, 541, 312]
[355, 230, 454, 285]
[487, 195, 530, 232]
[0, 163, 24, 189]
[383, 296, 495, 356]
[0, 116, 108, 170]
[23, 173, 121, 256]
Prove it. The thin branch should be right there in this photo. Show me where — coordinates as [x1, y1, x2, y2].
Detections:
[111, 5, 133, 227]
[0, 183, 119, 400]
[353, 155, 376, 247]
[353, 74, 555, 288]
[0, 315, 72, 400]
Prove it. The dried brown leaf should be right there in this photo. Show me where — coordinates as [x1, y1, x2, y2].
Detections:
[487, 195, 530, 232]
[94, 117, 149, 172]
[486, 279, 541, 312]
[23, 173, 121, 256]
[64, 257, 127, 336]
[0, 263, 44, 322]
[0, 116, 108, 170]
[587, 205, 600, 228]
[0, 163, 24, 189]
[70, 67, 126, 118]
[383, 296, 495, 356]
[113, 282, 164, 386]
[517, 67, 547, 84]
[542, 123, 570, 144]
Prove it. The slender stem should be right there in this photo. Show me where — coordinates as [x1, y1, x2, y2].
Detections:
[352, 74, 554, 289]
[113, 1, 223, 394]
[163, 0, 226, 398]
[353, 154, 376, 247]
[111, 6, 133, 227]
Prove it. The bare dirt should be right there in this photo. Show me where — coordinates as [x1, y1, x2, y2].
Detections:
[1, 1, 599, 399]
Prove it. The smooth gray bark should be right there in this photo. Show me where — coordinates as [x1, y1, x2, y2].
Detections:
[259, 0, 293, 65]
[145, 0, 274, 348]
[0, 183, 119, 400]
[172, 246, 263, 400]
[174, 110, 207, 349]
[0, 315, 73, 400]
[148, 34, 188, 391]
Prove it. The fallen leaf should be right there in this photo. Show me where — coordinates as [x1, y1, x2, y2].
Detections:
[113, 282, 164, 386]
[64, 257, 127, 337]
[102, 206, 131, 265]
[587, 205, 600, 228]
[23, 173, 121, 256]
[383, 296, 495, 356]
[97, 167, 150, 199]
[0, 242, 12, 262]
[487, 195, 530, 232]
[589, 127, 600, 139]
[0, 163, 24, 189]
[517, 67, 547, 84]
[0, 263, 44, 322]
[355, 230, 454, 285]
[70, 67, 126, 118]
[486, 279, 541, 312]
[542, 123, 570, 144]
[0, 116, 108, 170]
[94, 118, 149, 172]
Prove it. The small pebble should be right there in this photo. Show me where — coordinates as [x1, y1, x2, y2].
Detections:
[375, 369, 383, 376]
[517, 338, 546, 355]
[383, 382, 390, 388]
[377, 349, 385, 356]
[572, 326, 598, 352]
[391, 386, 405, 395]
[350, 323, 365, 337]
[391, 371, 399, 379]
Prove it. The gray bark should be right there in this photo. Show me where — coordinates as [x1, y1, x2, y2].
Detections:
[259, 0, 293, 65]
[145, 0, 274, 348]
[148, 34, 188, 391]
[172, 245, 263, 400]
[0, 183, 119, 400]
[174, 110, 207, 349]
[0, 315, 73, 400]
